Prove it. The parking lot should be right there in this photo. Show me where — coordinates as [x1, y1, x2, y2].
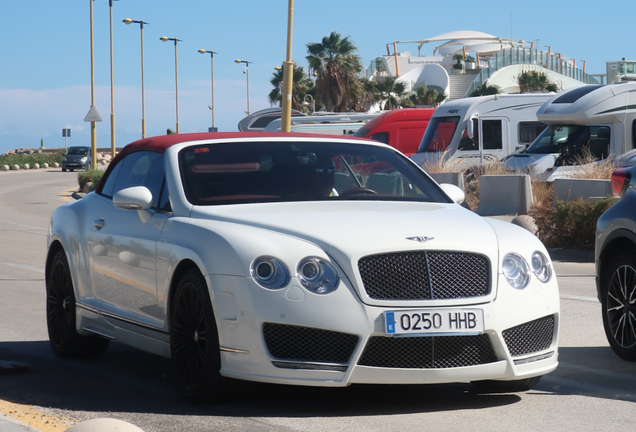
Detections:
[0, 169, 634, 432]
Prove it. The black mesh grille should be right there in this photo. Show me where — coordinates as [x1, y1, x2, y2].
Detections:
[358, 334, 497, 368]
[502, 315, 556, 357]
[358, 251, 490, 300]
[263, 323, 359, 364]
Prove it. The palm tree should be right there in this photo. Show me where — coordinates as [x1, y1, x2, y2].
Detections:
[348, 77, 379, 112]
[306, 32, 362, 112]
[268, 64, 315, 112]
[517, 70, 557, 93]
[409, 85, 447, 107]
[375, 76, 408, 110]
[470, 82, 501, 97]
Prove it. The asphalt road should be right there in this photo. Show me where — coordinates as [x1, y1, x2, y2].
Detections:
[0, 169, 635, 432]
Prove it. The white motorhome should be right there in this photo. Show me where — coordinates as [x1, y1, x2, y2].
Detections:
[503, 83, 636, 179]
[410, 93, 553, 168]
[263, 112, 381, 136]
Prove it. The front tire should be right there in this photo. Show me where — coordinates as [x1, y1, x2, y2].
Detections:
[170, 269, 227, 402]
[602, 252, 636, 361]
[471, 376, 541, 393]
[46, 250, 109, 358]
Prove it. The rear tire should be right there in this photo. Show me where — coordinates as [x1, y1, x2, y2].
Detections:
[170, 269, 227, 402]
[62, 168, 67, 172]
[601, 252, 636, 361]
[46, 250, 109, 358]
[471, 376, 541, 393]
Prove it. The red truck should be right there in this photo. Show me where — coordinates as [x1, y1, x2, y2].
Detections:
[353, 108, 436, 156]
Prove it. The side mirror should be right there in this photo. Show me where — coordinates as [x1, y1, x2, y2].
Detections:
[113, 186, 153, 223]
[466, 120, 474, 138]
[439, 183, 465, 205]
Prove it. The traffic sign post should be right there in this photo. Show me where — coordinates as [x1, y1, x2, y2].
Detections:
[62, 128, 71, 149]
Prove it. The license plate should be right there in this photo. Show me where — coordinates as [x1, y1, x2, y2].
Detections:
[384, 309, 485, 336]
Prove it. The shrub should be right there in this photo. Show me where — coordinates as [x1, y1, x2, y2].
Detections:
[0, 150, 64, 169]
[530, 195, 614, 249]
[77, 169, 104, 191]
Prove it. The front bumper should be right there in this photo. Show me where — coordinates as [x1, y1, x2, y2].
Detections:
[210, 273, 560, 387]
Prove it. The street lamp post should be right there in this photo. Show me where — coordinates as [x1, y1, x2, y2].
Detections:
[160, 36, 181, 134]
[85, 0, 102, 171]
[235, 54, 252, 116]
[123, 18, 149, 138]
[199, 43, 218, 132]
[108, 0, 117, 158]
[280, 0, 295, 132]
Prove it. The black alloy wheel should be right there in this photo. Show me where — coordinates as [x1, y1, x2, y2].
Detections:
[602, 252, 636, 361]
[46, 250, 109, 358]
[171, 269, 227, 402]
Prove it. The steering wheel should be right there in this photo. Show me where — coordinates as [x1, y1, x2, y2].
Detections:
[339, 188, 378, 197]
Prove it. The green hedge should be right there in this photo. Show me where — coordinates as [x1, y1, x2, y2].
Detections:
[0, 150, 64, 168]
[531, 196, 615, 249]
[77, 170, 105, 191]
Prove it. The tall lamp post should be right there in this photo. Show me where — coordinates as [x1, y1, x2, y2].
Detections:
[235, 54, 252, 116]
[280, 0, 295, 132]
[108, 0, 118, 158]
[123, 18, 149, 138]
[85, 0, 102, 171]
[160, 36, 181, 134]
[199, 43, 218, 132]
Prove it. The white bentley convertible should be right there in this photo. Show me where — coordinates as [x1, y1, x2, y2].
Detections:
[46, 132, 559, 401]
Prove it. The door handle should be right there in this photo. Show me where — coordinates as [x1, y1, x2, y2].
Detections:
[93, 219, 105, 230]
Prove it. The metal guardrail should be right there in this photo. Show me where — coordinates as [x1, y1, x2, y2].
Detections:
[465, 48, 601, 97]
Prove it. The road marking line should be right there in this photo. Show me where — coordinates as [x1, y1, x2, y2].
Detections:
[0, 400, 73, 432]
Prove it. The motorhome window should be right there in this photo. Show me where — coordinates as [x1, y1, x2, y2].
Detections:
[482, 120, 503, 150]
[458, 119, 479, 151]
[457, 119, 502, 151]
[518, 122, 547, 144]
[369, 132, 389, 144]
[553, 85, 603, 104]
[417, 116, 459, 152]
[526, 125, 581, 154]
[527, 125, 611, 161]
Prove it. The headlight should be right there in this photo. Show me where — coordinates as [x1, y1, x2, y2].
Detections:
[251, 256, 289, 289]
[62, 157, 67, 161]
[502, 253, 530, 289]
[531, 251, 552, 283]
[81, 157, 88, 163]
[297, 257, 339, 294]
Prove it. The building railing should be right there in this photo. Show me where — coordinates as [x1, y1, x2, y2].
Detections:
[465, 48, 601, 97]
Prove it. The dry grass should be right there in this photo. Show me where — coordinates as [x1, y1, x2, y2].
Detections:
[420, 150, 467, 174]
[566, 148, 619, 180]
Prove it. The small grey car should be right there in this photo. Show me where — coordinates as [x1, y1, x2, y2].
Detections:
[61, 146, 90, 171]
[595, 166, 636, 360]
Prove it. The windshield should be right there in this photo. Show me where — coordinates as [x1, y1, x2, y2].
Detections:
[67, 147, 88, 156]
[179, 141, 450, 205]
[417, 116, 459, 152]
[525, 125, 610, 161]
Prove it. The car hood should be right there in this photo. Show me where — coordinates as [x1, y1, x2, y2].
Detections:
[503, 152, 558, 175]
[190, 201, 500, 268]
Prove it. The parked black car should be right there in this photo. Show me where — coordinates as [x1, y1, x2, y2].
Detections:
[595, 166, 636, 360]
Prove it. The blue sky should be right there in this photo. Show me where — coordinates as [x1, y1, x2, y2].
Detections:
[0, 0, 632, 154]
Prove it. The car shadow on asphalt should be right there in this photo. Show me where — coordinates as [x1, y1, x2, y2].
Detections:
[0, 341, 522, 417]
